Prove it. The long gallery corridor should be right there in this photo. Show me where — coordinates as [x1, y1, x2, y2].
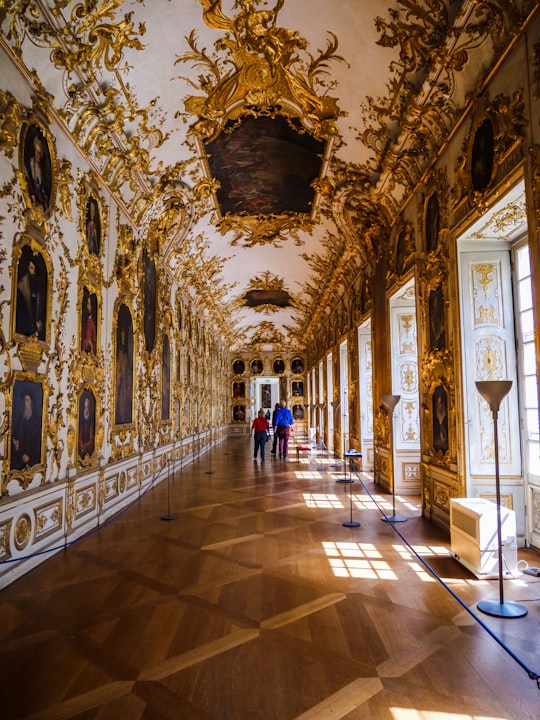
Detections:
[1, 438, 539, 720]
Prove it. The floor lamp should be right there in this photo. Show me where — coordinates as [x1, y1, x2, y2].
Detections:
[475, 380, 527, 618]
[380, 394, 407, 523]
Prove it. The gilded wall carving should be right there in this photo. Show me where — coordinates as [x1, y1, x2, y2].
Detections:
[452, 89, 527, 217]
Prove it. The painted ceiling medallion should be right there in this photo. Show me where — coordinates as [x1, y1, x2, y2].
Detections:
[242, 271, 292, 311]
[177, 0, 345, 244]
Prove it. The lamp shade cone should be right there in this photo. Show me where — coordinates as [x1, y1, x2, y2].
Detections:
[475, 380, 512, 414]
[381, 394, 400, 413]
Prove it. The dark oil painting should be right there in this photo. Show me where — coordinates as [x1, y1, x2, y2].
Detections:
[10, 379, 43, 470]
[205, 116, 325, 216]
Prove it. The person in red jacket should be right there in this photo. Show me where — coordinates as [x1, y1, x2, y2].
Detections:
[251, 409, 270, 461]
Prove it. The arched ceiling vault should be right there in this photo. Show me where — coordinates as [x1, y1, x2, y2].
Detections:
[2, 0, 536, 352]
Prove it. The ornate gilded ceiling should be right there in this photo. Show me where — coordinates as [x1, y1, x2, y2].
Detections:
[0, 0, 534, 351]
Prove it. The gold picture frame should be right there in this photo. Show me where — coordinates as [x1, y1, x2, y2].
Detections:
[19, 119, 56, 222]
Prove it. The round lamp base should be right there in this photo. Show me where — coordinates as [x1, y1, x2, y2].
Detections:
[477, 599, 527, 618]
[381, 515, 408, 523]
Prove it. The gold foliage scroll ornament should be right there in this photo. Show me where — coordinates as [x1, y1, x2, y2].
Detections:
[221, 211, 311, 247]
[248, 320, 285, 347]
[177, 0, 346, 142]
[0, 89, 22, 158]
[56, 160, 75, 221]
[3, 2, 144, 80]
[48, 2, 146, 81]
[361, 0, 531, 195]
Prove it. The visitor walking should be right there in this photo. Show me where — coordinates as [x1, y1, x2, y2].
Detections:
[274, 399, 294, 459]
[270, 402, 280, 456]
[251, 409, 270, 461]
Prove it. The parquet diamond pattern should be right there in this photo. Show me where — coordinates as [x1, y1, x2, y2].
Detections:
[1, 442, 539, 719]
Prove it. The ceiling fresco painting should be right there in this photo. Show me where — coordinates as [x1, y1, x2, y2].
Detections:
[242, 271, 293, 311]
[205, 115, 325, 216]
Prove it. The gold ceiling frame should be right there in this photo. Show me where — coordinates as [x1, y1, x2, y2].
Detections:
[193, 127, 335, 248]
[179, 0, 345, 246]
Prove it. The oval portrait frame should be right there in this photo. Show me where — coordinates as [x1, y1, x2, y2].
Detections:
[250, 358, 263, 375]
[470, 117, 495, 194]
[232, 358, 245, 376]
[19, 120, 56, 218]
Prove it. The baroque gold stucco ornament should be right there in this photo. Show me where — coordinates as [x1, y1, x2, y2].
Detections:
[177, 0, 346, 245]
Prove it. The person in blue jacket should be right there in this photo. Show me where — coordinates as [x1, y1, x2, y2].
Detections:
[274, 399, 294, 459]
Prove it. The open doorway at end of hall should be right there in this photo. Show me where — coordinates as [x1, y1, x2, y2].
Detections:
[252, 377, 280, 422]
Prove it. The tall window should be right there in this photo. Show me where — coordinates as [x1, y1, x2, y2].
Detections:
[514, 242, 540, 477]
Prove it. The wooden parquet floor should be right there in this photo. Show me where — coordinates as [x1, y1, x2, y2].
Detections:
[1, 439, 540, 719]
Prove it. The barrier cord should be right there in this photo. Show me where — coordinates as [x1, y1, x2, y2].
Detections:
[3, 448, 540, 691]
[349, 462, 540, 690]
[0, 459, 173, 567]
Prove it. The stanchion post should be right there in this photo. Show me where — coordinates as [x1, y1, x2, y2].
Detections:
[206, 427, 214, 474]
[475, 380, 527, 618]
[161, 458, 177, 521]
[343, 452, 361, 528]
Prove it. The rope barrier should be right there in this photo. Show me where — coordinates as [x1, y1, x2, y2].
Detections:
[350, 462, 540, 690]
[0, 457, 175, 567]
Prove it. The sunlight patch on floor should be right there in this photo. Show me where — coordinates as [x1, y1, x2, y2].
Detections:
[323, 541, 398, 579]
[390, 709, 509, 720]
[392, 544, 491, 585]
[409, 544, 451, 557]
[303, 493, 344, 509]
[353, 495, 386, 510]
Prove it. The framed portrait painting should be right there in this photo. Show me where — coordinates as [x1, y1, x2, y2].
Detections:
[471, 118, 494, 193]
[251, 358, 263, 375]
[273, 358, 285, 374]
[21, 121, 53, 214]
[115, 304, 134, 425]
[262, 383, 271, 408]
[10, 379, 44, 470]
[233, 404, 246, 422]
[14, 243, 48, 342]
[429, 284, 445, 351]
[233, 381, 245, 398]
[292, 381, 304, 397]
[233, 358, 245, 375]
[85, 197, 101, 255]
[293, 404, 304, 420]
[143, 249, 156, 353]
[432, 385, 449, 454]
[80, 286, 98, 355]
[291, 357, 304, 374]
[425, 192, 440, 254]
[161, 334, 170, 421]
[78, 388, 96, 461]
